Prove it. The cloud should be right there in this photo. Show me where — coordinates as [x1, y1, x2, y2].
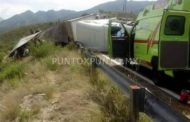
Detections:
[0, 3, 32, 19]
[46, 0, 115, 10]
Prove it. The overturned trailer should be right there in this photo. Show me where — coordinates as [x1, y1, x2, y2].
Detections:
[74, 19, 132, 58]
[39, 14, 98, 44]
[65, 14, 98, 41]
[40, 23, 69, 45]
[75, 19, 109, 52]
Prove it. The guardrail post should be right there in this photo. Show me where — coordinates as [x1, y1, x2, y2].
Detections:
[80, 47, 84, 54]
[129, 85, 145, 122]
[89, 57, 98, 85]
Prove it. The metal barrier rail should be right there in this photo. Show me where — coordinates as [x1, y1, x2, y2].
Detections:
[77, 43, 190, 122]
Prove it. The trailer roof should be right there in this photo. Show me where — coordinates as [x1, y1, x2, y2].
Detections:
[67, 14, 97, 22]
[78, 19, 109, 27]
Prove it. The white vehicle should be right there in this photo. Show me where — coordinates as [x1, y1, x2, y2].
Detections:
[75, 19, 109, 52]
[74, 18, 132, 59]
[66, 14, 98, 41]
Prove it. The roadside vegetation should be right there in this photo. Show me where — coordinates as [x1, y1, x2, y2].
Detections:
[0, 21, 151, 121]
[89, 67, 152, 122]
[89, 68, 130, 121]
[0, 42, 152, 122]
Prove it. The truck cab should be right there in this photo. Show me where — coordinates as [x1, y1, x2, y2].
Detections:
[132, 0, 190, 80]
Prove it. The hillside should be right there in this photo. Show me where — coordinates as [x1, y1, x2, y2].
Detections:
[0, 10, 80, 34]
[0, 0, 154, 34]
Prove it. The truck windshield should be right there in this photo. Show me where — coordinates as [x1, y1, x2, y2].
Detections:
[164, 16, 185, 35]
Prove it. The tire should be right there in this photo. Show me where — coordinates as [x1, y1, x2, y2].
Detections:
[151, 56, 164, 85]
[152, 71, 164, 85]
[173, 71, 190, 81]
[123, 58, 130, 67]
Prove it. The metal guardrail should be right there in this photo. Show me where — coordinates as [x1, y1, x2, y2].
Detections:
[145, 93, 188, 122]
[77, 43, 190, 122]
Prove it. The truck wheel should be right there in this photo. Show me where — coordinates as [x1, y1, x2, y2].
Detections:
[151, 56, 164, 85]
[173, 71, 189, 81]
[123, 58, 130, 67]
[152, 71, 164, 85]
[134, 65, 140, 72]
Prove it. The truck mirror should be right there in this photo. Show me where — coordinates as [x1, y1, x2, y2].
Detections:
[177, 0, 182, 4]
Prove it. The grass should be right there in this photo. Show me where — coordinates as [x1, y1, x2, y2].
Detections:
[5, 78, 22, 88]
[17, 110, 33, 122]
[89, 68, 130, 121]
[30, 42, 59, 58]
[89, 66, 152, 122]
[0, 43, 98, 121]
[0, 42, 58, 121]
[0, 62, 26, 83]
[0, 40, 152, 122]
[44, 57, 59, 71]
[64, 42, 76, 50]
[0, 52, 6, 63]
[31, 82, 56, 100]
[17, 104, 41, 122]
[139, 113, 153, 122]
[0, 86, 28, 121]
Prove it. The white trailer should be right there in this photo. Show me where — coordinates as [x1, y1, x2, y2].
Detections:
[75, 19, 109, 52]
[66, 14, 98, 41]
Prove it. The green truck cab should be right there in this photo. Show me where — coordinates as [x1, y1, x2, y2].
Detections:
[128, 0, 190, 80]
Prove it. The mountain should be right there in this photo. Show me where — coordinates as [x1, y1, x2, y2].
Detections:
[0, 10, 81, 33]
[0, 0, 154, 34]
[85, 0, 154, 13]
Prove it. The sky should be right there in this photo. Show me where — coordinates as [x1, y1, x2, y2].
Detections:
[0, 0, 155, 19]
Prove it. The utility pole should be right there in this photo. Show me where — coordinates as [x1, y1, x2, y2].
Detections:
[123, 0, 127, 14]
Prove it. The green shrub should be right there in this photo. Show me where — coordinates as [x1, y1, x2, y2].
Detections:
[0, 62, 25, 82]
[18, 110, 32, 122]
[30, 42, 57, 58]
[6, 78, 22, 88]
[64, 43, 76, 50]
